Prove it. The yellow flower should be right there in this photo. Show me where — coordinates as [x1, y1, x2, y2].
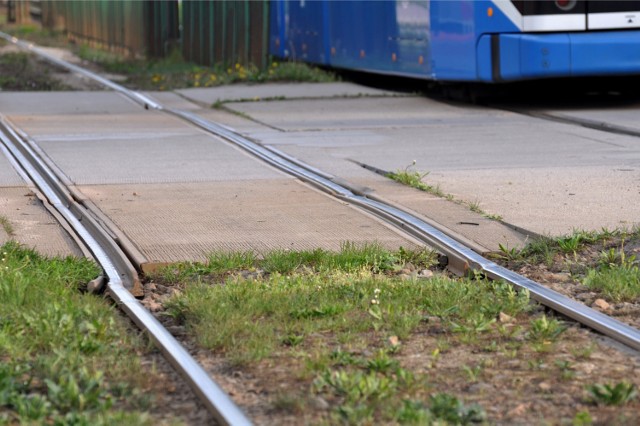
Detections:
[209, 74, 217, 81]
[194, 81, 200, 87]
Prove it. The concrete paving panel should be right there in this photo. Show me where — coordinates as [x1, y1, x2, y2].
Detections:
[225, 96, 516, 131]
[36, 132, 286, 185]
[0, 92, 141, 115]
[176, 83, 401, 106]
[224, 95, 640, 237]
[540, 104, 640, 133]
[10, 113, 198, 141]
[78, 180, 419, 263]
[9, 110, 286, 185]
[0, 147, 25, 186]
[427, 166, 640, 236]
[0, 187, 82, 257]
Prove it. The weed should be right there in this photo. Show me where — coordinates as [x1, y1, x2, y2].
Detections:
[0, 242, 165, 423]
[587, 382, 637, 406]
[429, 393, 486, 424]
[496, 243, 522, 262]
[462, 364, 483, 382]
[366, 350, 398, 373]
[468, 200, 483, 214]
[386, 161, 433, 192]
[527, 315, 566, 342]
[555, 360, 576, 380]
[584, 262, 640, 302]
[571, 343, 595, 360]
[282, 334, 305, 347]
[0, 215, 14, 237]
[208, 251, 256, 272]
[573, 409, 593, 426]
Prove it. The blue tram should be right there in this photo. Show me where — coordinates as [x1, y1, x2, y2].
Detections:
[269, 1, 640, 82]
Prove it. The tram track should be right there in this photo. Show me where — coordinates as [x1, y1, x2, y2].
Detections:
[3, 31, 640, 421]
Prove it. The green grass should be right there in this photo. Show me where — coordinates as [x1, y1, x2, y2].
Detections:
[386, 162, 442, 195]
[584, 263, 640, 302]
[0, 215, 14, 237]
[162, 244, 534, 423]
[587, 382, 637, 406]
[385, 162, 504, 220]
[0, 242, 173, 424]
[76, 45, 336, 90]
[156, 242, 437, 283]
[163, 245, 531, 366]
[0, 52, 67, 91]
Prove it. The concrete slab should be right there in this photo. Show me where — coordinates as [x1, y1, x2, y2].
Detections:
[0, 187, 83, 257]
[0, 147, 25, 186]
[176, 82, 402, 106]
[11, 113, 284, 185]
[0, 92, 141, 115]
[225, 97, 496, 131]
[3, 92, 421, 264]
[217, 94, 640, 237]
[539, 103, 640, 134]
[78, 181, 419, 263]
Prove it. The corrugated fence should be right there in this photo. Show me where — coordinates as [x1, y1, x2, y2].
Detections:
[182, 0, 270, 69]
[40, 0, 178, 58]
[34, 0, 269, 67]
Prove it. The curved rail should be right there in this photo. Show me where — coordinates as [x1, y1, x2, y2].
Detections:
[3, 34, 640, 354]
[0, 36, 251, 425]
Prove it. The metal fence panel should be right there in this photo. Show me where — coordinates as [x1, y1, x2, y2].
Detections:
[182, 0, 270, 69]
[40, 0, 178, 58]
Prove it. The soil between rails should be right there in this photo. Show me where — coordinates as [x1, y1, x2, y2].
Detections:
[144, 245, 640, 425]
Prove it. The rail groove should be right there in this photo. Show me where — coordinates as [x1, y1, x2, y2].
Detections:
[3, 30, 640, 407]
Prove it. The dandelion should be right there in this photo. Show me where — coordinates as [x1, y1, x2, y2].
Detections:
[235, 63, 241, 70]
[374, 288, 381, 295]
[370, 299, 379, 305]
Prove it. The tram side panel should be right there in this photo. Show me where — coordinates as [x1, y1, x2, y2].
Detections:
[269, 0, 640, 83]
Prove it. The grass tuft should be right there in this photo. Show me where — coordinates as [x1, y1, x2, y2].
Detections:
[0, 242, 171, 424]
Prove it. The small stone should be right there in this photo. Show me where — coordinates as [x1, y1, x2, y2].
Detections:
[578, 363, 596, 375]
[467, 383, 493, 394]
[145, 282, 157, 291]
[575, 292, 597, 302]
[549, 272, 572, 283]
[498, 312, 514, 323]
[538, 382, 552, 391]
[418, 269, 434, 278]
[403, 262, 415, 272]
[388, 336, 400, 347]
[398, 273, 412, 280]
[167, 325, 186, 336]
[507, 403, 528, 417]
[592, 298, 610, 311]
[87, 276, 105, 293]
[143, 299, 163, 312]
[309, 396, 330, 410]
[400, 268, 411, 275]
[155, 284, 170, 294]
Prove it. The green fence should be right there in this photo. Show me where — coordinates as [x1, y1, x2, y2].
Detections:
[38, 0, 270, 67]
[41, 0, 179, 58]
[182, 0, 270, 69]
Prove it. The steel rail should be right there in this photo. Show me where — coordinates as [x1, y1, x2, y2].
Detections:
[0, 112, 251, 426]
[4, 33, 640, 353]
